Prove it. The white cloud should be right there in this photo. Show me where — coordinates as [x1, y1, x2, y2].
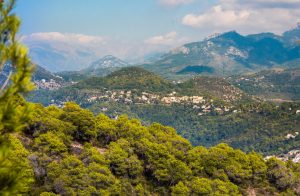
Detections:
[145, 32, 179, 45]
[183, 5, 250, 28]
[182, 0, 300, 34]
[159, 0, 194, 6]
[22, 32, 105, 44]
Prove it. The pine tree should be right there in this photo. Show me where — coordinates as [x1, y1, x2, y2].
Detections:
[0, 0, 34, 194]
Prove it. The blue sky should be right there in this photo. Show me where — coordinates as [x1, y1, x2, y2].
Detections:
[15, 0, 300, 63]
[16, 0, 216, 40]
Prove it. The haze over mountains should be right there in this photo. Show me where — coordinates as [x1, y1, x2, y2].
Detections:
[24, 24, 300, 75]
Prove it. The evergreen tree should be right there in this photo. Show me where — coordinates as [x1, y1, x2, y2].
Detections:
[0, 0, 34, 194]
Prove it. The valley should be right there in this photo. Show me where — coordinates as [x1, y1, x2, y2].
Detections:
[28, 66, 300, 156]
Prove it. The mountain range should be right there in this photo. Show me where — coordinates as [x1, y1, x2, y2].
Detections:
[142, 25, 300, 78]
[24, 24, 300, 77]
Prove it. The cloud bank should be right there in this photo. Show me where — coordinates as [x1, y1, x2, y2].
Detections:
[182, 0, 300, 34]
[145, 32, 178, 45]
[22, 32, 106, 44]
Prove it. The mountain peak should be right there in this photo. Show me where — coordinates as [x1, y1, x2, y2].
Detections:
[220, 31, 242, 38]
[204, 33, 221, 40]
[204, 31, 242, 41]
[86, 55, 129, 71]
[101, 55, 119, 60]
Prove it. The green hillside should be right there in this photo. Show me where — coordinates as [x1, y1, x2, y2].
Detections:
[8, 102, 300, 195]
[76, 67, 174, 93]
[228, 68, 300, 101]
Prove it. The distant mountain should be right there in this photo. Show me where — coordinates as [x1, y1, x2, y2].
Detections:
[58, 55, 131, 82]
[32, 65, 64, 82]
[142, 26, 300, 78]
[86, 55, 129, 70]
[228, 68, 300, 101]
[81, 55, 130, 75]
[143, 51, 165, 63]
[26, 42, 99, 72]
[0, 63, 63, 84]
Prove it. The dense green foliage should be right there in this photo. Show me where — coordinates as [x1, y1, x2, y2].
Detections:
[88, 101, 300, 155]
[75, 67, 175, 93]
[15, 102, 300, 195]
[0, 0, 34, 194]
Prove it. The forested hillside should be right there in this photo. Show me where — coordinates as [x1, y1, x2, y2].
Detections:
[28, 67, 300, 155]
[6, 102, 300, 195]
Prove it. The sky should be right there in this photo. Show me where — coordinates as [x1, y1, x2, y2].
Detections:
[15, 0, 300, 64]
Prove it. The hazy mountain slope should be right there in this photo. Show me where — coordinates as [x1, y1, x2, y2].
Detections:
[24, 40, 100, 72]
[58, 55, 131, 82]
[228, 68, 300, 101]
[81, 55, 129, 75]
[0, 63, 63, 84]
[283, 23, 300, 47]
[142, 26, 300, 78]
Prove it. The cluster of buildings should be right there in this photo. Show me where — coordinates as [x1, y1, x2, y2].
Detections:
[86, 90, 234, 115]
[87, 90, 209, 105]
[34, 79, 62, 90]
